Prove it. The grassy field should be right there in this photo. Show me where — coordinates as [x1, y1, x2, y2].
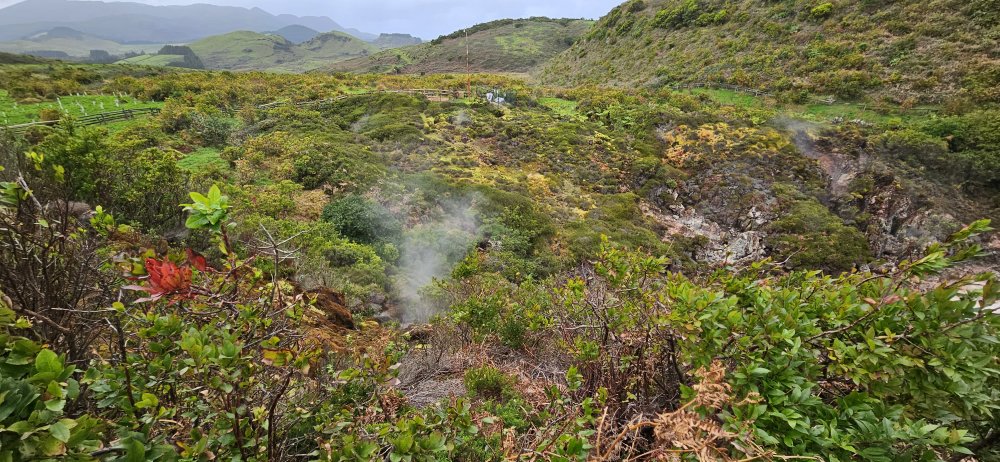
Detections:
[0, 89, 162, 125]
[0, 37, 162, 58]
[177, 147, 229, 172]
[538, 97, 583, 120]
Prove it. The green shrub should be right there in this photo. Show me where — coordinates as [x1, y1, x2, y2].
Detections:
[921, 110, 1000, 187]
[190, 113, 236, 147]
[322, 194, 402, 245]
[766, 187, 871, 273]
[0, 298, 105, 460]
[810, 2, 835, 19]
[463, 366, 516, 401]
[653, 0, 702, 29]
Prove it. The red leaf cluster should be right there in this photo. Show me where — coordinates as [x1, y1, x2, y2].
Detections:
[147, 258, 192, 295]
[126, 249, 209, 303]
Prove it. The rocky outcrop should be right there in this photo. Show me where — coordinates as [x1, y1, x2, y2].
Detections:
[798, 127, 965, 261]
[640, 201, 768, 266]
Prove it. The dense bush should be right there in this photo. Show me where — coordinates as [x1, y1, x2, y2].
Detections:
[653, 0, 703, 29]
[767, 185, 871, 272]
[0, 300, 104, 460]
[322, 194, 402, 245]
[922, 110, 1000, 188]
[810, 2, 835, 19]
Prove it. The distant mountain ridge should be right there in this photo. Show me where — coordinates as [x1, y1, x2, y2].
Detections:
[0, 0, 376, 43]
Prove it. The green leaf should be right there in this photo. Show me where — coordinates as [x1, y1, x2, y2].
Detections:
[49, 421, 70, 443]
[124, 437, 146, 462]
[135, 392, 158, 409]
[44, 398, 65, 412]
[34, 349, 62, 375]
[38, 435, 66, 456]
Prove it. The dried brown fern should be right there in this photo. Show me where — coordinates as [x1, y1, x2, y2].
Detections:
[596, 361, 787, 462]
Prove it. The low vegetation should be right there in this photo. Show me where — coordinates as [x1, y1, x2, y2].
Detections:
[0, 1, 997, 459]
[326, 18, 593, 75]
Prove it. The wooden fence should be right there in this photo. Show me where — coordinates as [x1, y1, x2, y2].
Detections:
[1, 107, 161, 136]
[671, 81, 941, 114]
[257, 88, 467, 110]
[671, 81, 775, 98]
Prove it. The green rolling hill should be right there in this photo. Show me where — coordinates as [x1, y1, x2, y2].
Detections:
[326, 17, 593, 75]
[0, 27, 162, 58]
[290, 31, 380, 71]
[186, 30, 378, 72]
[540, 0, 1000, 104]
[188, 31, 299, 71]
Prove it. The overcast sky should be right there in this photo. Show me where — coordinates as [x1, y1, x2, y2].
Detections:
[0, 0, 622, 38]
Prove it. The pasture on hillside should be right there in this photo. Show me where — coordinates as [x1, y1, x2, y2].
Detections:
[0, 89, 161, 125]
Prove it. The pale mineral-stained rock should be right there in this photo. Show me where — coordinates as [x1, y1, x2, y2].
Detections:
[640, 200, 768, 266]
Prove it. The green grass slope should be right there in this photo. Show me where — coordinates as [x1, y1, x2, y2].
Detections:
[188, 31, 299, 71]
[540, 0, 1000, 105]
[0, 28, 161, 58]
[326, 18, 593, 75]
[285, 31, 379, 72]
[189, 30, 378, 72]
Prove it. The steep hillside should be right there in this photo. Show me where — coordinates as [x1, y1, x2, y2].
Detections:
[327, 18, 593, 74]
[188, 30, 377, 72]
[541, 0, 1000, 104]
[291, 31, 380, 70]
[189, 31, 299, 71]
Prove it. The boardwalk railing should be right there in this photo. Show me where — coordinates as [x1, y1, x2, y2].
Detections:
[671, 81, 941, 114]
[257, 88, 466, 110]
[671, 81, 775, 98]
[1, 107, 161, 136]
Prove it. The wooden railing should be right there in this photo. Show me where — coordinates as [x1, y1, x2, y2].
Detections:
[257, 88, 466, 110]
[1, 107, 161, 136]
[671, 81, 941, 113]
[671, 81, 776, 98]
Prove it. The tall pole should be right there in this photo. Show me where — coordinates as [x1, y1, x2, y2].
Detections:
[466, 28, 471, 98]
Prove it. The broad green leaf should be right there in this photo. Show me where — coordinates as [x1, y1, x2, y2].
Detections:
[48, 421, 70, 443]
[33, 350, 62, 375]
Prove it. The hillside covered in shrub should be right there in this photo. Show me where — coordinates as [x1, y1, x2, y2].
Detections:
[541, 0, 1000, 105]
